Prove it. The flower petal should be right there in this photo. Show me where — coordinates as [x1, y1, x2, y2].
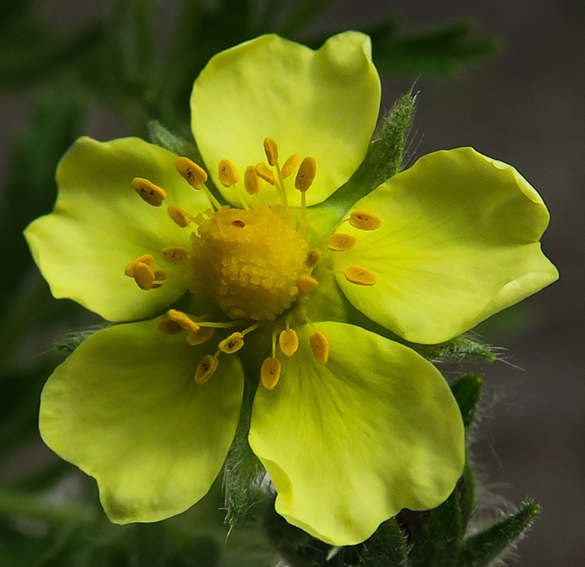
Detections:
[24, 137, 211, 322]
[249, 322, 464, 545]
[191, 32, 380, 208]
[332, 148, 559, 344]
[40, 319, 243, 523]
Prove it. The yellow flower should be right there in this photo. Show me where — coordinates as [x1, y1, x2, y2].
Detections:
[24, 32, 558, 545]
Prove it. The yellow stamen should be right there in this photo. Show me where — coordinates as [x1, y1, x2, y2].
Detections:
[305, 249, 321, 268]
[282, 154, 300, 178]
[218, 332, 244, 354]
[310, 331, 329, 364]
[261, 357, 281, 390]
[175, 157, 208, 189]
[218, 159, 240, 187]
[263, 137, 279, 166]
[157, 318, 184, 335]
[167, 309, 200, 332]
[151, 269, 167, 289]
[255, 162, 276, 185]
[195, 355, 218, 385]
[328, 233, 357, 251]
[186, 326, 215, 345]
[132, 178, 167, 206]
[134, 262, 156, 290]
[279, 329, 299, 357]
[345, 265, 376, 285]
[161, 246, 189, 264]
[244, 165, 262, 195]
[168, 205, 191, 227]
[349, 210, 382, 230]
[295, 156, 317, 192]
[125, 254, 154, 277]
[297, 275, 319, 295]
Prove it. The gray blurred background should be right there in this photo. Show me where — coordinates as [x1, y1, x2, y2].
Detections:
[1, 0, 583, 565]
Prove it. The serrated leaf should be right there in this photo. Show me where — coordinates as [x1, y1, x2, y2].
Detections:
[459, 502, 541, 567]
[369, 18, 503, 77]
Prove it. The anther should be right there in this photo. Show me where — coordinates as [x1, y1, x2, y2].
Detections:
[261, 357, 281, 390]
[151, 269, 167, 289]
[328, 233, 357, 251]
[255, 163, 276, 185]
[305, 249, 321, 268]
[349, 210, 382, 230]
[231, 220, 245, 228]
[279, 329, 299, 357]
[295, 157, 317, 192]
[345, 265, 376, 285]
[218, 159, 240, 187]
[263, 138, 279, 166]
[310, 331, 329, 364]
[186, 326, 215, 346]
[175, 157, 208, 189]
[125, 254, 154, 277]
[167, 309, 200, 332]
[195, 355, 218, 385]
[297, 275, 319, 295]
[282, 154, 300, 178]
[168, 205, 191, 227]
[132, 178, 167, 206]
[157, 318, 184, 335]
[244, 165, 262, 195]
[161, 246, 189, 264]
[218, 332, 244, 354]
[134, 262, 156, 290]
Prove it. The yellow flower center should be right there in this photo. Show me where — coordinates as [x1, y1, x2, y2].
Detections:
[125, 137, 384, 388]
[189, 204, 308, 321]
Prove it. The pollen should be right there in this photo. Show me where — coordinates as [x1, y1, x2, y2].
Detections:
[168, 205, 191, 227]
[282, 154, 300, 178]
[261, 357, 281, 390]
[175, 157, 208, 189]
[219, 332, 244, 353]
[218, 159, 240, 187]
[195, 355, 218, 385]
[161, 246, 189, 264]
[263, 137, 279, 166]
[244, 165, 262, 195]
[167, 309, 200, 332]
[328, 233, 357, 251]
[305, 249, 321, 267]
[279, 329, 299, 357]
[189, 204, 308, 321]
[295, 156, 317, 192]
[186, 326, 215, 345]
[132, 178, 167, 206]
[349, 210, 382, 230]
[255, 163, 276, 185]
[310, 331, 329, 364]
[297, 275, 319, 295]
[345, 265, 376, 285]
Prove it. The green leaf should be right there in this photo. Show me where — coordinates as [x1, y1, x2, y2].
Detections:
[459, 502, 541, 567]
[451, 374, 483, 429]
[368, 18, 503, 77]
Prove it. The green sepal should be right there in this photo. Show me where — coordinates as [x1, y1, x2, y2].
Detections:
[412, 335, 497, 364]
[363, 519, 409, 567]
[459, 502, 541, 567]
[368, 18, 503, 77]
[317, 91, 415, 222]
[147, 120, 202, 163]
[451, 374, 484, 429]
[53, 325, 109, 356]
[222, 375, 265, 528]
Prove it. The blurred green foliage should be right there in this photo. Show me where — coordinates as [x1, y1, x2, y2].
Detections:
[0, 1, 533, 565]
